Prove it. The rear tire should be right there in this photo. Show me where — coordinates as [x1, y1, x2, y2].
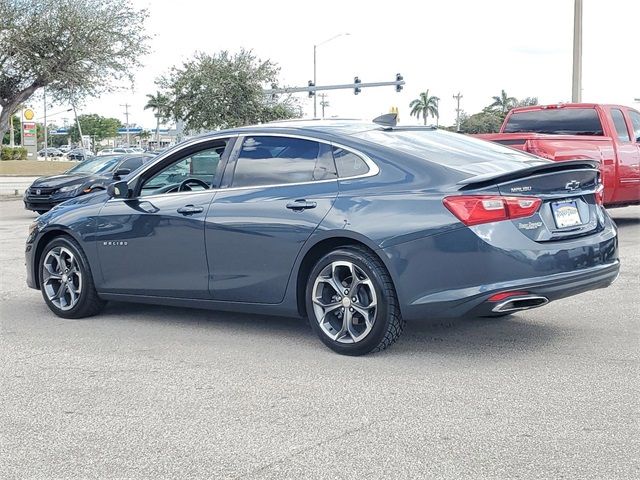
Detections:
[38, 236, 106, 319]
[305, 246, 404, 356]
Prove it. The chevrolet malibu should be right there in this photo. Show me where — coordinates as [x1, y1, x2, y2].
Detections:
[25, 119, 619, 355]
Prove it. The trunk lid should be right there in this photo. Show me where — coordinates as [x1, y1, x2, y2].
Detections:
[461, 160, 604, 242]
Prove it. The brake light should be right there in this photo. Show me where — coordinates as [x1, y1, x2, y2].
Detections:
[595, 184, 604, 206]
[443, 195, 542, 226]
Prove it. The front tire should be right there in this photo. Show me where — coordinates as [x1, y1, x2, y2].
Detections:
[305, 246, 404, 356]
[38, 236, 106, 319]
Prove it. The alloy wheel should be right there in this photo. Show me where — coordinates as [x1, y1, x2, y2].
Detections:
[42, 246, 82, 311]
[311, 261, 377, 343]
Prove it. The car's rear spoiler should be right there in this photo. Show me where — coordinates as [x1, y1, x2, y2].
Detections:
[457, 159, 600, 189]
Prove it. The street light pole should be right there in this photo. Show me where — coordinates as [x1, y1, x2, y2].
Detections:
[313, 33, 349, 118]
[572, 0, 583, 102]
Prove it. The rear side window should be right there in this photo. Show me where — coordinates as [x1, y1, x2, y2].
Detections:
[630, 110, 640, 142]
[611, 109, 631, 142]
[231, 136, 336, 188]
[333, 147, 370, 177]
[504, 108, 604, 135]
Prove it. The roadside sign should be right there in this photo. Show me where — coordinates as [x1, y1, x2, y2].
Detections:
[24, 109, 35, 121]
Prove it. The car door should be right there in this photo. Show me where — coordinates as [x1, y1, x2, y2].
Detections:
[610, 108, 640, 203]
[95, 138, 233, 298]
[205, 134, 338, 304]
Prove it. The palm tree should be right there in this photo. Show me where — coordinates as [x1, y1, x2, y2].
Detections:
[137, 129, 151, 147]
[144, 91, 169, 149]
[409, 90, 440, 125]
[489, 89, 517, 114]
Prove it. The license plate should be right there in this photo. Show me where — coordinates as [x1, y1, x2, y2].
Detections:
[551, 200, 582, 228]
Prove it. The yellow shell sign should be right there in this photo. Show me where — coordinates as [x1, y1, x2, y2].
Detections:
[24, 109, 35, 121]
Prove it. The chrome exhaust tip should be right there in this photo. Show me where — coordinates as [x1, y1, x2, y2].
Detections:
[491, 295, 549, 313]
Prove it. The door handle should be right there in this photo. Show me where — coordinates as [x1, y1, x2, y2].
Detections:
[177, 204, 204, 215]
[286, 200, 317, 211]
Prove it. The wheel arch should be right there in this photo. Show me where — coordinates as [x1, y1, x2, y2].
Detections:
[32, 228, 83, 289]
[294, 233, 397, 317]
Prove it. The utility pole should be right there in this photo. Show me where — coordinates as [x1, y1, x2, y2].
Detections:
[318, 93, 329, 118]
[453, 92, 463, 132]
[72, 103, 83, 147]
[572, 0, 583, 102]
[120, 103, 131, 146]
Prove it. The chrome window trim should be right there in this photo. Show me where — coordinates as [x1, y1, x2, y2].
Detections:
[114, 131, 379, 202]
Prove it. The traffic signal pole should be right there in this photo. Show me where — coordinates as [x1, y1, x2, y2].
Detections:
[265, 76, 405, 96]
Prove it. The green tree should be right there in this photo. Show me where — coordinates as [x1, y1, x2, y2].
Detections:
[137, 129, 151, 146]
[67, 114, 122, 143]
[488, 89, 518, 115]
[1, 115, 21, 146]
[409, 90, 440, 125]
[0, 0, 149, 139]
[157, 49, 299, 131]
[515, 96, 539, 107]
[144, 91, 169, 148]
[458, 111, 504, 134]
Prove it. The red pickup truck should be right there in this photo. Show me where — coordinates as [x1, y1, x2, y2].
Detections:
[477, 103, 640, 207]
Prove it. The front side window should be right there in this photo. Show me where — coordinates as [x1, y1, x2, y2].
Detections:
[231, 136, 336, 188]
[611, 109, 631, 142]
[118, 157, 145, 172]
[630, 110, 640, 142]
[140, 144, 226, 196]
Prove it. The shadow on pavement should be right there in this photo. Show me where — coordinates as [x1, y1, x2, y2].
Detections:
[101, 301, 556, 357]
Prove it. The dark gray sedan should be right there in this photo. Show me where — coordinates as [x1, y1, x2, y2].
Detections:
[25, 119, 619, 355]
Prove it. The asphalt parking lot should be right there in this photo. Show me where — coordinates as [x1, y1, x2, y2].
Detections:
[1, 199, 638, 479]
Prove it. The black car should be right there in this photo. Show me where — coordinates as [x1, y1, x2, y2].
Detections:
[24, 154, 153, 213]
[65, 148, 94, 162]
[37, 148, 64, 157]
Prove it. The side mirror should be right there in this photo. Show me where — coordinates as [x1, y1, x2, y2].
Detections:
[113, 168, 131, 180]
[107, 180, 130, 199]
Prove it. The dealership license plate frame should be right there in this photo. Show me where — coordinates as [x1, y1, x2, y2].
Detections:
[551, 199, 583, 229]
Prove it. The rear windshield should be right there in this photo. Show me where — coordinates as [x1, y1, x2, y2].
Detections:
[354, 129, 546, 176]
[504, 108, 603, 135]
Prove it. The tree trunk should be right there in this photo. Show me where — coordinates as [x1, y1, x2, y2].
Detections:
[155, 116, 160, 149]
[0, 84, 40, 143]
[423, 112, 427, 125]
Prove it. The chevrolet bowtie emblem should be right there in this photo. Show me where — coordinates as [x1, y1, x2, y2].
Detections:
[565, 180, 580, 191]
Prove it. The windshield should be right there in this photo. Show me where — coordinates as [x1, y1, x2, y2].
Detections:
[504, 108, 604, 135]
[66, 156, 121, 174]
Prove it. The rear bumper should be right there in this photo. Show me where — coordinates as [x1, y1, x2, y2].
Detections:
[382, 215, 619, 321]
[401, 260, 619, 320]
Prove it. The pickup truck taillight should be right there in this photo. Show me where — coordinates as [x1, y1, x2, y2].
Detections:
[595, 184, 605, 206]
[443, 195, 542, 226]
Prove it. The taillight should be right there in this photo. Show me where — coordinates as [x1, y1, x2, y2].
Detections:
[595, 184, 604, 206]
[443, 195, 542, 226]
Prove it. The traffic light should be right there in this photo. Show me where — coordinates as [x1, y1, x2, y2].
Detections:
[308, 80, 315, 98]
[395, 73, 403, 92]
[354, 76, 361, 95]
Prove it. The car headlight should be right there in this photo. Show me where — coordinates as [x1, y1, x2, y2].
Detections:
[58, 184, 82, 194]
